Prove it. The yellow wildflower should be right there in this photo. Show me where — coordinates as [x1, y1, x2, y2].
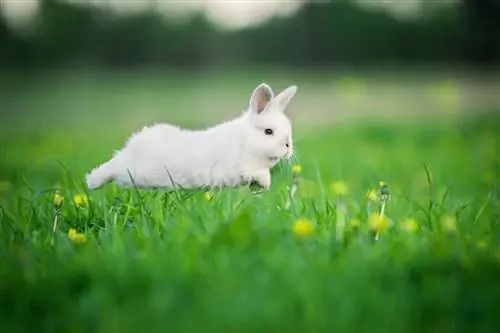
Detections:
[68, 228, 88, 245]
[401, 218, 419, 233]
[441, 214, 457, 233]
[366, 189, 378, 202]
[292, 218, 314, 238]
[53, 192, 64, 209]
[204, 192, 213, 201]
[368, 212, 390, 234]
[349, 218, 361, 228]
[331, 181, 348, 197]
[68, 228, 77, 238]
[292, 164, 302, 175]
[73, 194, 89, 207]
[379, 181, 386, 187]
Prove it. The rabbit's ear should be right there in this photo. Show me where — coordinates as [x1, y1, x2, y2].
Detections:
[249, 83, 274, 114]
[271, 85, 297, 113]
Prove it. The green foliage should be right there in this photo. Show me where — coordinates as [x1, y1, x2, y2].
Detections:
[1, 0, 500, 69]
[1, 71, 500, 332]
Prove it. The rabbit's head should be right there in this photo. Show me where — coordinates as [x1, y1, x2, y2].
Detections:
[243, 83, 298, 167]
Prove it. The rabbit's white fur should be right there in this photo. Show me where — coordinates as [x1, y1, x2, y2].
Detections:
[85, 83, 297, 191]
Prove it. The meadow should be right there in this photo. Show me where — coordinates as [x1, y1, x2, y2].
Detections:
[1, 68, 500, 332]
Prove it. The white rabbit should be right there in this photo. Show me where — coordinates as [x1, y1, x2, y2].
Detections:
[85, 83, 298, 191]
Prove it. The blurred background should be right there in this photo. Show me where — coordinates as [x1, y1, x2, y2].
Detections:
[2, 0, 500, 68]
[1, 0, 500, 178]
[2, 0, 500, 126]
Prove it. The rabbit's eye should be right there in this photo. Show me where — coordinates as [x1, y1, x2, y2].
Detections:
[264, 129, 274, 135]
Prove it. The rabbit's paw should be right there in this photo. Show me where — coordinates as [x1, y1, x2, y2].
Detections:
[248, 170, 271, 191]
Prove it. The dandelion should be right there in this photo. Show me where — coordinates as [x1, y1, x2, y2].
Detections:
[73, 194, 89, 207]
[441, 214, 457, 233]
[292, 218, 314, 238]
[374, 181, 391, 240]
[204, 192, 213, 201]
[53, 192, 64, 209]
[349, 218, 361, 228]
[378, 182, 391, 203]
[401, 218, 419, 233]
[292, 164, 302, 175]
[51, 191, 64, 245]
[368, 212, 390, 234]
[331, 181, 348, 197]
[285, 165, 302, 210]
[330, 180, 348, 241]
[68, 228, 88, 245]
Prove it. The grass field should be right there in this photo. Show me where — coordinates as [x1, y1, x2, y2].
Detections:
[1, 68, 500, 332]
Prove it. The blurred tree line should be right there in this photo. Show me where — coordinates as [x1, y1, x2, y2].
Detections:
[1, 0, 500, 70]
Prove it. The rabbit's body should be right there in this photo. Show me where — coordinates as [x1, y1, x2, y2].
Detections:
[86, 83, 297, 191]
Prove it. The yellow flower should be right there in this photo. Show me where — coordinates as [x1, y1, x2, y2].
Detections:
[0, 180, 11, 191]
[68, 228, 77, 237]
[204, 192, 213, 201]
[368, 213, 390, 233]
[379, 181, 386, 187]
[441, 214, 457, 233]
[292, 164, 302, 175]
[73, 194, 89, 207]
[53, 192, 64, 209]
[349, 218, 361, 228]
[331, 181, 348, 197]
[68, 228, 88, 245]
[292, 218, 314, 238]
[401, 218, 419, 233]
[366, 189, 378, 202]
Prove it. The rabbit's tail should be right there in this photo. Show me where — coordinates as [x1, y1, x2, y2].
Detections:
[86, 159, 116, 190]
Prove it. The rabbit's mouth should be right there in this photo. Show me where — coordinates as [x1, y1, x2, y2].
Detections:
[269, 156, 279, 162]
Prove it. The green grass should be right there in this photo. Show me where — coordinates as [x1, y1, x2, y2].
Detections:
[1, 70, 500, 332]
